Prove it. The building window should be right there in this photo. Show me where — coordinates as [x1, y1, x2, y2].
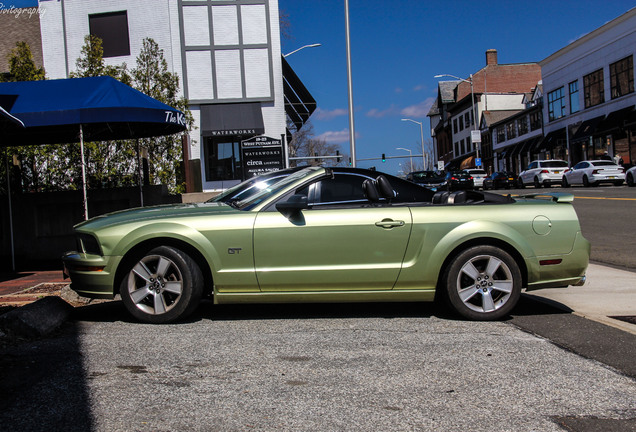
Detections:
[517, 117, 528, 136]
[453, 119, 458, 134]
[610, 55, 634, 99]
[464, 112, 470, 129]
[583, 69, 604, 108]
[547, 87, 565, 121]
[204, 137, 242, 182]
[496, 125, 505, 143]
[88, 11, 130, 58]
[460, 139, 465, 154]
[459, 115, 464, 131]
[529, 111, 541, 131]
[506, 122, 516, 139]
[454, 142, 459, 155]
[569, 81, 580, 113]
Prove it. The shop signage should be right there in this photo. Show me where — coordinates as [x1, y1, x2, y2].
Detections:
[241, 136, 284, 178]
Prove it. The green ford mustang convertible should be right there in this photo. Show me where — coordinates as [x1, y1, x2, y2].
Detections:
[62, 167, 590, 323]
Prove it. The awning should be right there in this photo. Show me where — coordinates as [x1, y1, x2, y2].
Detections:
[200, 103, 264, 137]
[0, 105, 24, 130]
[596, 106, 635, 135]
[282, 56, 316, 131]
[535, 128, 565, 152]
[512, 136, 540, 156]
[460, 155, 475, 170]
[570, 115, 605, 142]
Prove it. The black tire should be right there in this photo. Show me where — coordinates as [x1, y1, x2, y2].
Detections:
[533, 177, 541, 188]
[583, 175, 590, 187]
[561, 177, 570, 188]
[120, 246, 204, 324]
[517, 178, 525, 189]
[443, 245, 522, 321]
[613, 180, 624, 186]
[628, 173, 635, 187]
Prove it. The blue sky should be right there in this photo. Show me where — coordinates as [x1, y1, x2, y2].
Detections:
[280, 0, 635, 175]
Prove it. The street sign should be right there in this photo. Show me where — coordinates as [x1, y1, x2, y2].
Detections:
[471, 130, 481, 143]
[241, 136, 284, 178]
[437, 161, 444, 171]
[476, 158, 482, 167]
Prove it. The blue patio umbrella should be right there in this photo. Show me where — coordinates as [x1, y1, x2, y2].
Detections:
[0, 76, 187, 271]
[0, 76, 187, 220]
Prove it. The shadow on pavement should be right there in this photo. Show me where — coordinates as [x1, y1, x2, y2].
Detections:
[0, 323, 94, 431]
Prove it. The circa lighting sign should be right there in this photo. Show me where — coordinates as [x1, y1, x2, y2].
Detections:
[241, 136, 284, 178]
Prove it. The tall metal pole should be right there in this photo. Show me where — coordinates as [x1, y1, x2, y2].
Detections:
[345, 0, 356, 167]
[5, 150, 15, 271]
[469, 74, 480, 161]
[401, 119, 426, 170]
[79, 124, 88, 220]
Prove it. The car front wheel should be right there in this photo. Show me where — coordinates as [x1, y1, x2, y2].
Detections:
[533, 177, 541, 188]
[120, 246, 203, 324]
[628, 173, 635, 187]
[517, 178, 525, 189]
[443, 245, 521, 321]
[562, 177, 570, 188]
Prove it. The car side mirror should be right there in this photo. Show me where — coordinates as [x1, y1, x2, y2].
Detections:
[276, 194, 308, 218]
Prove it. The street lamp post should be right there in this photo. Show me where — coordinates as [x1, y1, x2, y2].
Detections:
[396, 147, 414, 173]
[283, 43, 321, 58]
[401, 118, 426, 170]
[434, 73, 480, 163]
[345, 0, 356, 167]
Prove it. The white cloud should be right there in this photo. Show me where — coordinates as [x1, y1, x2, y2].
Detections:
[316, 129, 356, 144]
[400, 98, 435, 118]
[313, 107, 348, 121]
[366, 104, 400, 118]
[413, 84, 425, 92]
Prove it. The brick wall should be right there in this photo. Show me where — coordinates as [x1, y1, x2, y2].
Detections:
[0, 8, 43, 73]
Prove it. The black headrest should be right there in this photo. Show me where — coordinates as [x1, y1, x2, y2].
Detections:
[376, 175, 396, 200]
[362, 179, 380, 202]
[447, 190, 467, 204]
[432, 191, 450, 204]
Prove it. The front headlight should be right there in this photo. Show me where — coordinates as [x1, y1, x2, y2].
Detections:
[76, 233, 102, 256]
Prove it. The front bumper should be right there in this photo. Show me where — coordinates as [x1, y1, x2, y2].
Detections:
[62, 251, 121, 299]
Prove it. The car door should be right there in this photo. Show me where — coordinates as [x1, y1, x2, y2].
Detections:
[571, 162, 586, 184]
[253, 174, 412, 291]
[521, 162, 537, 184]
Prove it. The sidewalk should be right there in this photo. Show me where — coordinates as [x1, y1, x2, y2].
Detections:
[525, 263, 636, 335]
[0, 270, 67, 307]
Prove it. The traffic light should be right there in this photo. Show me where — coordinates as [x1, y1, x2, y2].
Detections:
[382, 153, 386, 162]
[348, 157, 352, 166]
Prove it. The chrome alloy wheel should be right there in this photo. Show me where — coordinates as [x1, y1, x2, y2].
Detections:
[455, 254, 514, 314]
[126, 254, 184, 316]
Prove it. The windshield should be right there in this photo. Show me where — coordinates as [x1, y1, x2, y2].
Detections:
[412, 171, 444, 180]
[542, 160, 568, 168]
[236, 167, 321, 210]
[591, 161, 618, 167]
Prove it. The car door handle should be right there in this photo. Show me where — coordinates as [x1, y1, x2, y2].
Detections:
[375, 219, 405, 229]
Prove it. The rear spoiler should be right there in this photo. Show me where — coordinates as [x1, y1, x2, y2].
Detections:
[515, 192, 574, 203]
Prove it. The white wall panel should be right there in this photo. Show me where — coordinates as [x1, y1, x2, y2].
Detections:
[182, 6, 210, 46]
[212, 5, 238, 46]
[186, 51, 214, 100]
[215, 50, 242, 99]
[244, 48, 270, 98]
[241, 5, 267, 45]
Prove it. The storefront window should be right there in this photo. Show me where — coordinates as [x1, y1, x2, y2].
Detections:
[204, 137, 242, 182]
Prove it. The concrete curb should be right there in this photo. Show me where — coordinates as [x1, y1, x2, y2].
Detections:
[0, 296, 73, 340]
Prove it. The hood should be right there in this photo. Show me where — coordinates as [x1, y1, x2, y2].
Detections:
[75, 202, 237, 231]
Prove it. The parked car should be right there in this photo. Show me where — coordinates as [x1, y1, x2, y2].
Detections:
[627, 165, 636, 187]
[63, 166, 589, 324]
[445, 170, 474, 190]
[562, 160, 625, 187]
[406, 170, 447, 191]
[465, 168, 487, 189]
[483, 171, 518, 190]
[518, 160, 569, 188]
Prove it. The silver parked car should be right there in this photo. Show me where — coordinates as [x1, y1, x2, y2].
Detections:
[562, 160, 625, 187]
[465, 168, 487, 189]
[518, 160, 569, 188]
[626, 165, 636, 187]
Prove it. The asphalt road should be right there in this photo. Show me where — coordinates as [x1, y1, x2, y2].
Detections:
[1, 184, 635, 432]
[499, 184, 636, 270]
[1, 299, 635, 432]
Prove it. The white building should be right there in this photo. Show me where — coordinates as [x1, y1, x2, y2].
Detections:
[37, 0, 313, 191]
[540, 7, 636, 166]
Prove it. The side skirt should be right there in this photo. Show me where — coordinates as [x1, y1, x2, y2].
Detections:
[213, 289, 437, 305]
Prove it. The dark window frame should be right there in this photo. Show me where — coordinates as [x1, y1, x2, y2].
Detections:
[583, 69, 605, 108]
[569, 80, 580, 113]
[88, 11, 131, 58]
[547, 87, 566, 121]
[610, 55, 634, 99]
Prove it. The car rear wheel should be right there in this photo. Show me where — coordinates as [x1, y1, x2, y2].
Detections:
[443, 245, 521, 321]
[120, 246, 203, 324]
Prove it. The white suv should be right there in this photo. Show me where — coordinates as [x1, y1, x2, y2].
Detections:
[518, 160, 569, 188]
[465, 168, 487, 189]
